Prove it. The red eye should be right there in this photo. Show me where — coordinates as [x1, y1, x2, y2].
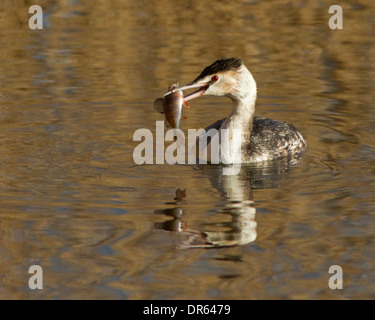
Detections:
[211, 75, 219, 82]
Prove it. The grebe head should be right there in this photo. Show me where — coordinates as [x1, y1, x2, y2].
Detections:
[178, 57, 257, 104]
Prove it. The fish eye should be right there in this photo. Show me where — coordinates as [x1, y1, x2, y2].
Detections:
[211, 75, 219, 82]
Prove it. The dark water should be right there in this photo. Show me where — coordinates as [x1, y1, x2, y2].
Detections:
[1, 0, 375, 299]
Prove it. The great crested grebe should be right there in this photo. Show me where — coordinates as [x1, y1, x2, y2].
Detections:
[177, 57, 307, 164]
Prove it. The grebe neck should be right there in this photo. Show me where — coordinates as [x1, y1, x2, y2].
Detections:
[221, 66, 257, 144]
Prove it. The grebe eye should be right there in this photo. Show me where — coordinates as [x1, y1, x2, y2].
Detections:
[211, 75, 219, 82]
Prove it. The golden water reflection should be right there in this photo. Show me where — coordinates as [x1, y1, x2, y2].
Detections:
[1, 0, 375, 299]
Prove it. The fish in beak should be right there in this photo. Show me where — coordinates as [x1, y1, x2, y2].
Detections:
[153, 83, 190, 147]
[154, 83, 190, 129]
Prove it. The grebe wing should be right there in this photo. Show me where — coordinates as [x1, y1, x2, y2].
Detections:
[247, 115, 307, 162]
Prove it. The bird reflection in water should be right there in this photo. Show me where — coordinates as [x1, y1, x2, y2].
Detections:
[153, 165, 269, 249]
[154, 189, 187, 234]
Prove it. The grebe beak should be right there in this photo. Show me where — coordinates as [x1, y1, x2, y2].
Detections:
[173, 82, 210, 102]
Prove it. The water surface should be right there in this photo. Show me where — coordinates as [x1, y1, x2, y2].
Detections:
[1, 0, 375, 299]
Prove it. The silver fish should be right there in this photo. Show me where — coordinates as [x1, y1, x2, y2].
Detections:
[154, 83, 189, 129]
